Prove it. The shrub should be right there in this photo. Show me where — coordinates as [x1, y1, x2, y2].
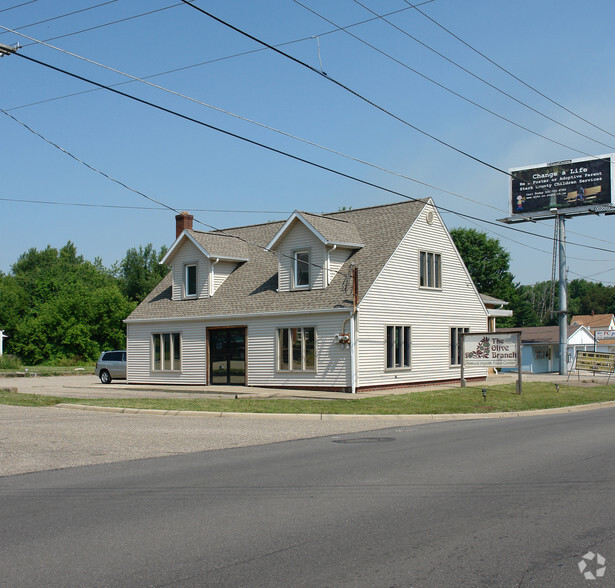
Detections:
[0, 354, 23, 370]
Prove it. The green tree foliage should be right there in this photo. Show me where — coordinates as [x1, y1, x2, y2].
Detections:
[568, 278, 615, 316]
[450, 228, 516, 302]
[0, 242, 135, 364]
[114, 243, 169, 302]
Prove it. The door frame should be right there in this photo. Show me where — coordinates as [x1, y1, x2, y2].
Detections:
[207, 326, 247, 385]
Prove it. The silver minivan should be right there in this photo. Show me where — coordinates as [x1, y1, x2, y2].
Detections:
[95, 350, 126, 384]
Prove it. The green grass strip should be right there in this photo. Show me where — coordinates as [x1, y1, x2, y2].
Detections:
[2, 383, 615, 414]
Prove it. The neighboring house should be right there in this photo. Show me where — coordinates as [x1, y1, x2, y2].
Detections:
[570, 313, 615, 353]
[498, 324, 595, 373]
[570, 313, 615, 332]
[125, 199, 489, 392]
[480, 294, 513, 332]
[0, 330, 6, 356]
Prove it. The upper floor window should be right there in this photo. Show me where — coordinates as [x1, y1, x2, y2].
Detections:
[420, 251, 441, 289]
[185, 264, 197, 297]
[293, 250, 310, 289]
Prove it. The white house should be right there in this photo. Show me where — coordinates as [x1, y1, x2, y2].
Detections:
[498, 324, 595, 373]
[125, 199, 489, 392]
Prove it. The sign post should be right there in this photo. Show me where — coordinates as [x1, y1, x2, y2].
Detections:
[462, 331, 522, 394]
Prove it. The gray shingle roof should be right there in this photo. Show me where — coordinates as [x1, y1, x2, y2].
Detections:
[298, 212, 364, 245]
[126, 199, 428, 321]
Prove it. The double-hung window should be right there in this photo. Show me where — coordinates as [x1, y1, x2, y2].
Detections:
[386, 325, 411, 369]
[293, 251, 310, 289]
[277, 327, 315, 371]
[185, 264, 197, 298]
[450, 327, 469, 366]
[419, 251, 441, 288]
[153, 332, 181, 371]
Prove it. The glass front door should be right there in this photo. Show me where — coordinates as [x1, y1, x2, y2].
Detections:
[209, 328, 246, 385]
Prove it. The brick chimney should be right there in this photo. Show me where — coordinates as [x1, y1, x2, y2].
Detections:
[175, 211, 193, 238]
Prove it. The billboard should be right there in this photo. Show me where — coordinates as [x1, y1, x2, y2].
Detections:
[510, 154, 614, 216]
[463, 332, 519, 368]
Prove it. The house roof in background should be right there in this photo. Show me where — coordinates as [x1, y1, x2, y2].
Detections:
[570, 314, 615, 329]
[497, 325, 589, 344]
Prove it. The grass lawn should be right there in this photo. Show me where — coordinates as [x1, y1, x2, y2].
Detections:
[0, 365, 95, 376]
[1, 382, 614, 414]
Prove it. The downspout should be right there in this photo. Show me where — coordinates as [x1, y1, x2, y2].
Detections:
[327, 244, 336, 286]
[209, 258, 220, 297]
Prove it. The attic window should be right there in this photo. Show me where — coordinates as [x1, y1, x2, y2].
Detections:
[294, 250, 310, 289]
[185, 264, 197, 297]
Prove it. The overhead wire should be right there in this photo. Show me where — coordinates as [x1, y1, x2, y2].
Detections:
[403, 0, 615, 142]
[176, 0, 515, 180]
[0, 0, 39, 14]
[0, 0, 121, 37]
[0, 196, 290, 214]
[349, 0, 615, 151]
[2, 57, 614, 257]
[291, 0, 608, 157]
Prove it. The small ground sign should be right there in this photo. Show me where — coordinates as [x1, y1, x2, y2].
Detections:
[461, 331, 522, 393]
[574, 351, 615, 374]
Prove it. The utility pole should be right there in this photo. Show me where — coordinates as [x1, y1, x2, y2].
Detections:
[0, 43, 19, 57]
[558, 213, 568, 375]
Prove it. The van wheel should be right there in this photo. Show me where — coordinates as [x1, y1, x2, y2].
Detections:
[100, 370, 112, 384]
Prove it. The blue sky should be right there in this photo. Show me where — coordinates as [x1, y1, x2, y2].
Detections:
[1, 0, 615, 286]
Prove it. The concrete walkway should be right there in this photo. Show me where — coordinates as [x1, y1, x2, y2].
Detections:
[2, 371, 609, 401]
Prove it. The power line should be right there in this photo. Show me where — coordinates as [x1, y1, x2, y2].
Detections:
[349, 0, 615, 151]
[403, 0, 615, 142]
[0, 1, 120, 37]
[0, 196, 290, 214]
[0, 0, 39, 14]
[2, 64, 613, 256]
[292, 0, 607, 157]
[177, 0, 515, 179]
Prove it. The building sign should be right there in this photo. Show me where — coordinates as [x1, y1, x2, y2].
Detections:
[574, 351, 615, 373]
[463, 333, 519, 367]
[595, 330, 615, 340]
[510, 155, 614, 216]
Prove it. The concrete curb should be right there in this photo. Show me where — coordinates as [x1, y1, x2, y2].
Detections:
[53, 399, 615, 420]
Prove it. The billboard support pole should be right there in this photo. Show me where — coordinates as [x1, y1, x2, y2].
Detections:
[558, 213, 568, 375]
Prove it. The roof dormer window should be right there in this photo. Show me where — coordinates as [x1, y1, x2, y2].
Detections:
[294, 250, 310, 289]
[185, 264, 197, 298]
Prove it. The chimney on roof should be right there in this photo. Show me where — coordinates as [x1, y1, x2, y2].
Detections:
[591, 310, 595, 316]
[175, 211, 193, 238]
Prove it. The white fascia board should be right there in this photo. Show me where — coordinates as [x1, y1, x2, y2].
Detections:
[160, 231, 210, 265]
[125, 307, 352, 324]
[487, 309, 514, 317]
[160, 231, 248, 264]
[266, 211, 327, 250]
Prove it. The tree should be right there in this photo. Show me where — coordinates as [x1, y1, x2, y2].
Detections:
[450, 228, 516, 303]
[114, 243, 169, 302]
[0, 242, 135, 364]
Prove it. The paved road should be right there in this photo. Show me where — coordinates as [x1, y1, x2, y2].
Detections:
[0, 404, 433, 476]
[1, 407, 613, 586]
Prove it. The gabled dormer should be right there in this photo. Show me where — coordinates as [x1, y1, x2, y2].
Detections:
[161, 212, 249, 301]
[266, 211, 364, 292]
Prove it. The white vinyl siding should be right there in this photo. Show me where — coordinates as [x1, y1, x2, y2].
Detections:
[127, 312, 351, 388]
[357, 206, 487, 388]
[127, 321, 206, 384]
[276, 221, 325, 291]
[327, 246, 351, 285]
[212, 260, 238, 295]
[170, 240, 209, 300]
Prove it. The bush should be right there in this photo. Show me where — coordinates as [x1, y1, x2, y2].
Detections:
[0, 354, 22, 370]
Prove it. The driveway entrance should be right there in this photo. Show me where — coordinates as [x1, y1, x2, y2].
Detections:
[209, 327, 246, 385]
